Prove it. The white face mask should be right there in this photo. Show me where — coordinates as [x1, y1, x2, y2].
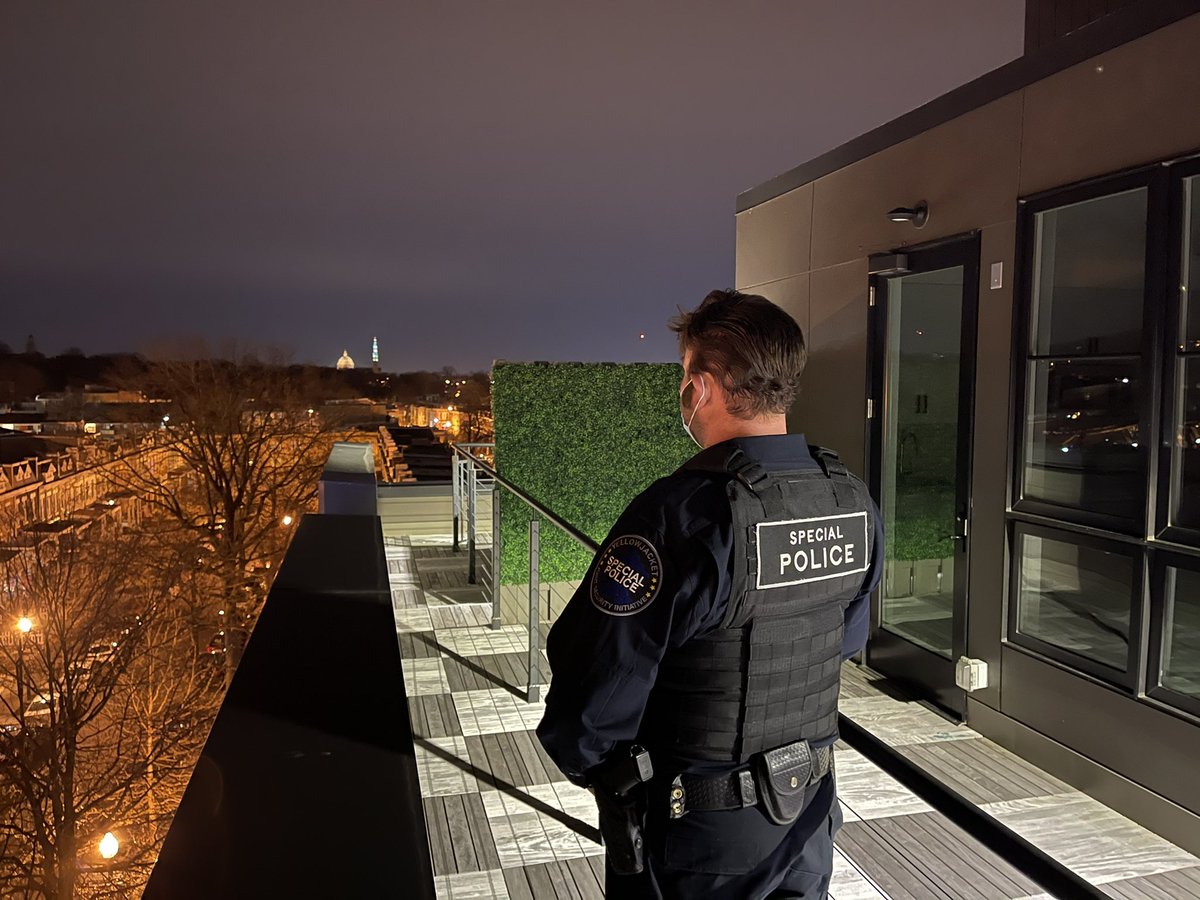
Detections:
[679, 375, 707, 449]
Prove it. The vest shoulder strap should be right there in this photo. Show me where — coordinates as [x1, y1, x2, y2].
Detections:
[679, 445, 768, 492]
[807, 445, 859, 510]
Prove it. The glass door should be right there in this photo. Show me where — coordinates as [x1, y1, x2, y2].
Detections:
[867, 238, 980, 718]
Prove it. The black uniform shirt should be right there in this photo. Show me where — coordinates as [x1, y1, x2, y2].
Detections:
[537, 433, 883, 784]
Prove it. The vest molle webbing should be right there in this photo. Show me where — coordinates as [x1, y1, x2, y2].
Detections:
[641, 444, 872, 769]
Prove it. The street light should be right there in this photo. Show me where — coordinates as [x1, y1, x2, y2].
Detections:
[16, 616, 33, 635]
[98, 832, 119, 860]
[282, 514, 294, 526]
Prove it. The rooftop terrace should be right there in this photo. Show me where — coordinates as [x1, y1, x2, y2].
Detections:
[144, 458, 1200, 899]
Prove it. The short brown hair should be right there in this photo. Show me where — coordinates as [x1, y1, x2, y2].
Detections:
[669, 289, 806, 418]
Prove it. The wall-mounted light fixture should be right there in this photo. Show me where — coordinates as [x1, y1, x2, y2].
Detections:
[887, 201, 929, 228]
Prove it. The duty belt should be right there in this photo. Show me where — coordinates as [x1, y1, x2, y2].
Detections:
[668, 742, 832, 820]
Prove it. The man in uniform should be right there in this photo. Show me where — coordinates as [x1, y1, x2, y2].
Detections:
[537, 289, 882, 898]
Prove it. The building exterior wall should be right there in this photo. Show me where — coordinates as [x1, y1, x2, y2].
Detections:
[736, 11, 1200, 853]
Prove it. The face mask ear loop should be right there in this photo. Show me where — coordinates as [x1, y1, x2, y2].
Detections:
[682, 374, 707, 448]
[689, 376, 707, 430]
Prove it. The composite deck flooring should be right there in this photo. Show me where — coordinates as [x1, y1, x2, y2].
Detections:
[382, 528, 1200, 900]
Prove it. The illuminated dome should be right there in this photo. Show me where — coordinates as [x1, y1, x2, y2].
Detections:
[336, 350, 355, 370]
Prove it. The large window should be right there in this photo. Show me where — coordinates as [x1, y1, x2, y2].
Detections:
[1168, 175, 1200, 533]
[1020, 186, 1149, 527]
[1011, 525, 1136, 681]
[1159, 564, 1200, 699]
[1011, 161, 1200, 719]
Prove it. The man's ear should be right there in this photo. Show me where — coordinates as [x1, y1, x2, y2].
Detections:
[696, 370, 721, 409]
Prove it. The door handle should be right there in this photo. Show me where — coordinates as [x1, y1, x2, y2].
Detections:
[944, 516, 969, 548]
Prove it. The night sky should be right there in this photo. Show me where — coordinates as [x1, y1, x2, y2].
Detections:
[1, 2, 1023, 372]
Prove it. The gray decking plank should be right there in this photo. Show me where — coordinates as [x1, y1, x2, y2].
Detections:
[408, 698, 428, 739]
[836, 820, 950, 900]
[565, 855, 605, 900]
[495, 730, 534, 787]
[901, 740, 1067, 805]
[443, 793, 479, 873]
[1104, 866, 1200, 900]
[546, 861, 584, 900]
[422, 797, 456, 877]
[912, 810, 1040, 897]
[511, 729, 552, 785]
[522, 864, 559, 899]
[587, 851, 605, 887]
[881, 814, 1018, 900]
[483, 732, 518, 787]
[464, 735, 494, 788]
[869, 816, 994, 900]
[463, 792, 502, 871]
[502, 868, 536, 900]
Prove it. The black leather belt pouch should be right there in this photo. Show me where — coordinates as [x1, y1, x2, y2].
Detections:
[753, 741, 813, 826]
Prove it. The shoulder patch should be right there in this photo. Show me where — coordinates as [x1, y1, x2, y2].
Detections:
[590, 534, 662, 616]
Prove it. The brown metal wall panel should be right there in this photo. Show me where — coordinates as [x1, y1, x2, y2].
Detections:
[809, 95, 1023, 270]
[749, 273, 810, 352]
[792, 261, 868, 476]
[734, 183, 813, 289]
[965, 223, 1018, 713]
[1020, 12, 1200, 195]
[1000, 647, 1200, 816]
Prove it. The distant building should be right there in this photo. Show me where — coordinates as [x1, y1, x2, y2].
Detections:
[336, 350, 355, 370]
[371, 337, 380, 374]
[81, 385, 145, 404]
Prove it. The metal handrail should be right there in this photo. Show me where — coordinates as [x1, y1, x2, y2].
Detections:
[452, 442, 599, 702]
[451, 444, 598, 553]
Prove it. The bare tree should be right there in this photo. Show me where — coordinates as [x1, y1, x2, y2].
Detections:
[106, 354, 337, 684]
[0, 518, 218, 899]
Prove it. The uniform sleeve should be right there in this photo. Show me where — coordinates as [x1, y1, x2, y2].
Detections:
[842, 497, 884, 659]
[536, 500, 722, 784]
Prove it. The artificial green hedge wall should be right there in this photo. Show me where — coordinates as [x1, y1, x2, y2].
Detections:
[492, 362, 695, 584]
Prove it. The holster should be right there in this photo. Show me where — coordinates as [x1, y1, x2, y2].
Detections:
[588, 745, 653, 875]
[752, 741, 814, 826]
[594, 788, 646, 875]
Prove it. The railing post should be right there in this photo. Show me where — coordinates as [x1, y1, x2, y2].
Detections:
[452, 454, 461, 551]
[527, 518, 541, 702]
[467, 462, 477, 584]
[491, 483, 502, 630]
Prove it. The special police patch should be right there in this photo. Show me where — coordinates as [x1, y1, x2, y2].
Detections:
[590, 534, 662, 616]
[756, 511, 869, 590]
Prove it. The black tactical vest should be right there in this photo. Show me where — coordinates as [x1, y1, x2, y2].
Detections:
[639, 443, 873, 771]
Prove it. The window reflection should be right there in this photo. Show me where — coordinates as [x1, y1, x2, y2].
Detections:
[1023, 360, 1142, 520]
[1032, 189, 1147, 356]
[1016, 531, 1132, 672]
[1171, 178, 1200, 530]
[1180, 176, 1200, 349]
[1162, 567, 1200, 699]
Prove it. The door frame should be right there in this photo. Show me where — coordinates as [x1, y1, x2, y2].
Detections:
[865, 232, 981, 718]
